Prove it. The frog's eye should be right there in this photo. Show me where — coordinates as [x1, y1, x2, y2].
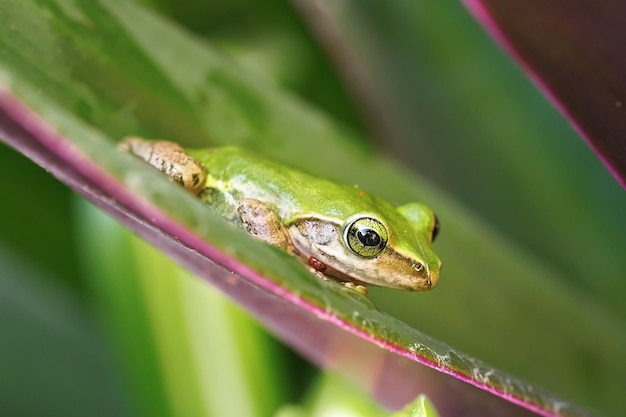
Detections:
[345, 217, 388, 258]
[431, 215, 440, 242]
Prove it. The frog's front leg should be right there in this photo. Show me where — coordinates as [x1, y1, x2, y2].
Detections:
[119, 137, 207, 196]
[237, 199, 295, 253]
[305, 257, 367, 293]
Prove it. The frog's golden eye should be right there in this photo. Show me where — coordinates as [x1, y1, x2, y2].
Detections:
[431, 215, 440, 242]
[345, 217, 388, 258]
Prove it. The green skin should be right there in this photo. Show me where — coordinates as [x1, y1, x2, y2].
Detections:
[121, 138, 441, 292]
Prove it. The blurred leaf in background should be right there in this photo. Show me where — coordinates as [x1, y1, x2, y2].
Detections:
[0, 239, 131, 417]
[0, 0, 624, 416]
[0, 146, 81, 290]
[141, 0, 363, 132]
[77, 201, 306, 417]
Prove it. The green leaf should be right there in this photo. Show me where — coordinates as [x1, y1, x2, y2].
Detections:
[0, 244, 131, 417]
[0, 1, 622, 416]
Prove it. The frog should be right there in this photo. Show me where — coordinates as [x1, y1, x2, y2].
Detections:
[119, 137, 441, 294]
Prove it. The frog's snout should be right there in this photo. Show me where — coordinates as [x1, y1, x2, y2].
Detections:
[421, 259, 441, 290]
[426, 268, 439, 289]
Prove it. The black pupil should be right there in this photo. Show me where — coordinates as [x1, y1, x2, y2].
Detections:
[357, 228, 381, 247]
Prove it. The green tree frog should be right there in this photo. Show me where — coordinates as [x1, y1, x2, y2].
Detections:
[120, 138, 441, 293]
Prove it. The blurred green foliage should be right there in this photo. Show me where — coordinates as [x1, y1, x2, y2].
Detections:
[77, 202, 300, 417]
[1, 1, 624, 417]
[0, 239, 131, 417]
[0, 146, 81, 290]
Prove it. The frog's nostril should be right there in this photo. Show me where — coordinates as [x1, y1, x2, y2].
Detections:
[427, 270, 439, 289]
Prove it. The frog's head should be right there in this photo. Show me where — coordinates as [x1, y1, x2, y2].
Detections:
[289, 202, 441, 291]
[393, 202, 441, 289]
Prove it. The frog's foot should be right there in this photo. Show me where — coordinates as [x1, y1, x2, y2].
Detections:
[237, 199, 295, 252]
[119, 137, 207, 195]
[305, 256, 368, 294]
[342, 282, 368, 295]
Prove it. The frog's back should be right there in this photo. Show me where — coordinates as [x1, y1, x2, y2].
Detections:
[191, 147, 305, 188]
[187, 146, 395, 222]
[190, 146, 319, 196]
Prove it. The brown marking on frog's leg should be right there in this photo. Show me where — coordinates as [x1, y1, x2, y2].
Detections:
[119, 137, 206, 195]
[237, 199, 294, 252]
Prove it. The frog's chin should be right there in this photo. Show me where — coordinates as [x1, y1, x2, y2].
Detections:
[314, 259, 435, 291]
[296, 249, 435, 291]
[288, 224, 436, 291]
[310, 262, 369, 287]
[288, 234, 370, 287]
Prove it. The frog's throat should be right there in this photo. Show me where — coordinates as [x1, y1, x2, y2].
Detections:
[289, 230, 435, 290]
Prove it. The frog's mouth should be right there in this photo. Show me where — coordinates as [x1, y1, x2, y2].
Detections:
[288, 220, 438, 291]
[304, 256, 369, 286]
[291, 236, 437, 290]
[304, 251, 437, 291]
